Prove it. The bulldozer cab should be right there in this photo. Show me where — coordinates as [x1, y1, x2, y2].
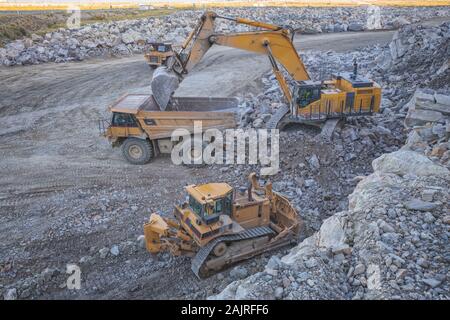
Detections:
[186, 183, 233, 225]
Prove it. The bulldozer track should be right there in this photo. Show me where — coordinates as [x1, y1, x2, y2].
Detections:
[0, 184, 73, 207]
[266, 105, 289, 130]
[191, 226, 274, 279]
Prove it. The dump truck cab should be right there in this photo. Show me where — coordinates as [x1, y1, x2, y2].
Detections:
[107, 112, 142, 140]
[103, 95, 147, 145]
[144, 42, 174, 69]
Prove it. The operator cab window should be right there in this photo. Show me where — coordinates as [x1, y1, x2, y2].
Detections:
[296, 85, 321, 108]
[158, 45, 166, 52]
[189, 196, 204, 216]
[211, 192, 233, 216]
[111, 112, 138, 127]
[223, 193, 232, 215]
[214, 199, 223, 214]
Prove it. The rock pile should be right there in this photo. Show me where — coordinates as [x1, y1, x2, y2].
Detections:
[371, 21, 450, 107]
[403, 89, 450, 167]
[1, 6, 449, 66]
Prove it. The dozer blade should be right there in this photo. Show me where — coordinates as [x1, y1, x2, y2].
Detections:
[143, 213, 169, 253]
[151, 66, 180, 111]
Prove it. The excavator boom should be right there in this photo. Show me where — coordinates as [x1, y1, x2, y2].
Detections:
[152, 11, 308, 109]
[151, 11, 381, 127]
[211, 32, 309, 81]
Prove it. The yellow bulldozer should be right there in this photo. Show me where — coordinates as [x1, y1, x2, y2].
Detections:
[144, 173, 302, 278]
[151, 11, 382, 128]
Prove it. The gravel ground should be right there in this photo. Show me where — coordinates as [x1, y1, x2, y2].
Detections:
[0, 12, 448, 300]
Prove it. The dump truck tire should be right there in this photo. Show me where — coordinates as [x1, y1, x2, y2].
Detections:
[150, 65, 158, 69]
[122, 138, 153, 165]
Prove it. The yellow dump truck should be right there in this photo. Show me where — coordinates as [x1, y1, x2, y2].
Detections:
[99, 94, 238, 164]
[144, 173, 302, 278]
[144, 43, 175, 69]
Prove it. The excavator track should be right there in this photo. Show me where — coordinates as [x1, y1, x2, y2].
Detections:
[266, 105, 290, 130]
[191, 226, 275, 279]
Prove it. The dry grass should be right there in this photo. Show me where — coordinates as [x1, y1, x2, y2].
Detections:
[1, 1, 449, 12]
[0, 8, 178, 46]
[1, 1, 448, 46]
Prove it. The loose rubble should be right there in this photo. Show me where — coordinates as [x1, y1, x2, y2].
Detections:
[207, 16, 450, 300]
[211, 100, 449, 299]
[1, 6, 449, 66]
[371, 21, 450, 106]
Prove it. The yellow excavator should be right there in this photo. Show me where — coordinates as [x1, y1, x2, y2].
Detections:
[151, 11, 381, 129]
[144, 173, 301, 278]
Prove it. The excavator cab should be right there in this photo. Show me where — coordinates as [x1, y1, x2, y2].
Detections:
[294, 81, 322, 108]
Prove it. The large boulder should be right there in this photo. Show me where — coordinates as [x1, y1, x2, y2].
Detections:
[372, 150, 450, 178]
[348, 23, 364, 31]
[316, 214, 350, 254]
[389, 31, 408, 60]
[404, 89, 450, 127]
[121, 30, 145, 44]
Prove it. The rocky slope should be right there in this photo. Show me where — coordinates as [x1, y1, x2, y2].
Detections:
[210, 92, 450, 300]
[209, 20, 450, 301]
[371, 21, 450, 108]
[1, 6, 449, 66]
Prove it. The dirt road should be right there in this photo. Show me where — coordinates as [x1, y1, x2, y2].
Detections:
[0, 19, 445, 299]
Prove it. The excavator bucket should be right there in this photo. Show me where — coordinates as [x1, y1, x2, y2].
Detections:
[151, 66, 180, 110]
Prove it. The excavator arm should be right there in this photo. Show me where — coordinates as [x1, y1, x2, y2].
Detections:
[211, 31, 309, 81]
[211, 32, 309, 103]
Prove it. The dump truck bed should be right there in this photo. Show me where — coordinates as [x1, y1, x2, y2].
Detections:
[109, 94, 238, 140]
[109, 94, 239, 113]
